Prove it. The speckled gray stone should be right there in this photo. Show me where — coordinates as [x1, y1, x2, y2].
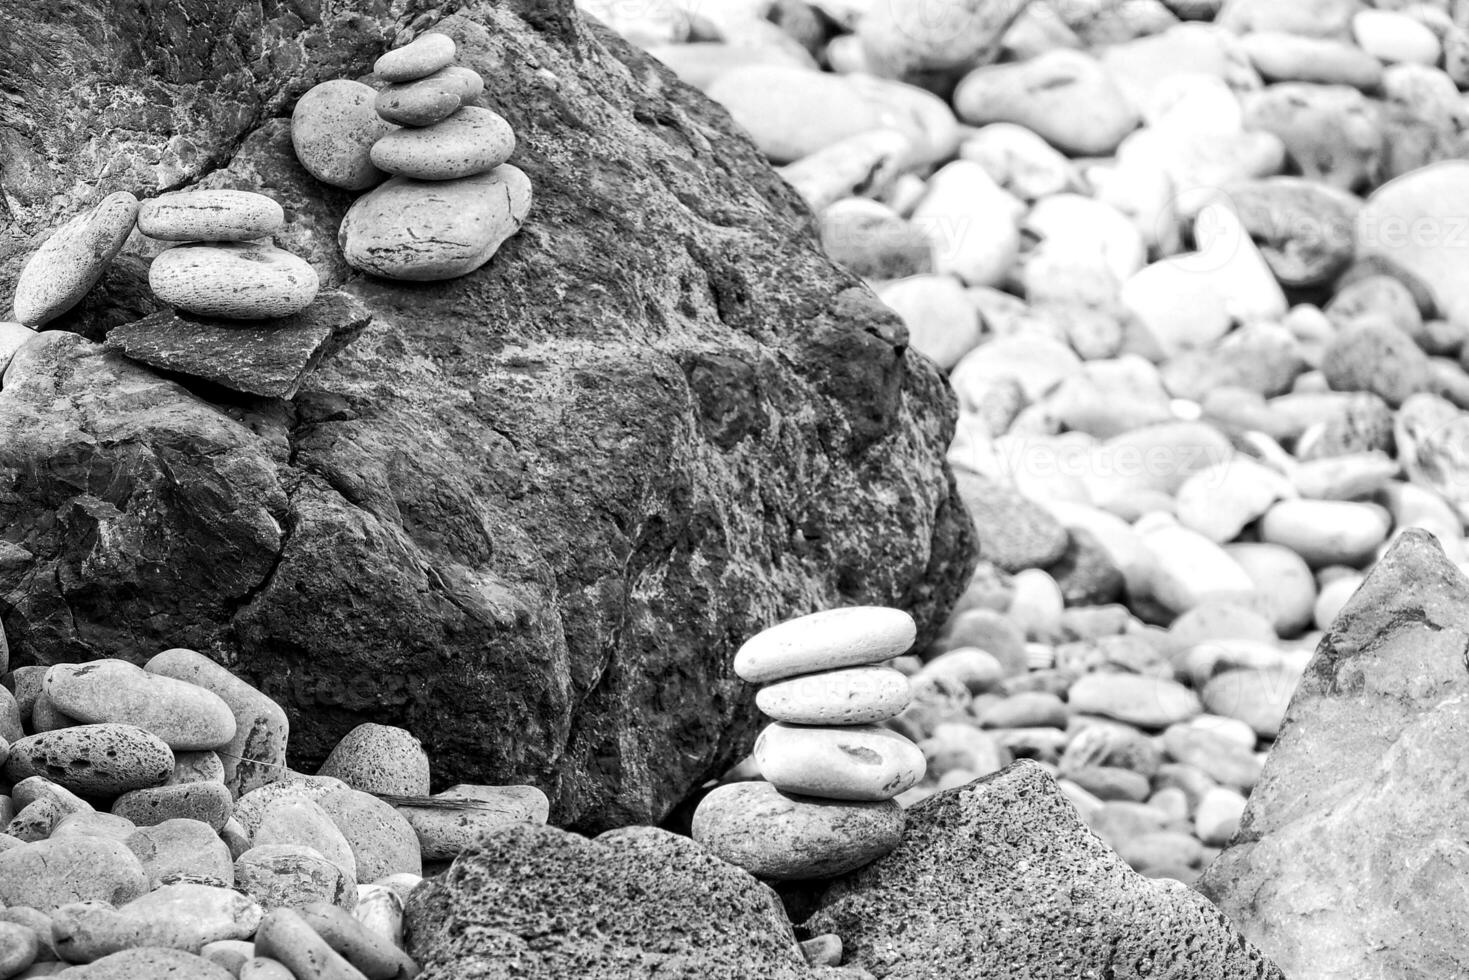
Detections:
[10, 192, 138, 326]
[318, 723, 429, 797]
[137, 189, 284, 242]
[373, 32, 455, 82]
[291, 79, 396, 190]
[369, 106, 515, 180]
[4, 724, 173, 796]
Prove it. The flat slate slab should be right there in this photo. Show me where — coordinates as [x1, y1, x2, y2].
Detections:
[1199, 530, 1469, 980]
[105, 290, 369, 398]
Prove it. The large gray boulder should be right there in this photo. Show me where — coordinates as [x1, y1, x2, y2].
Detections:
[808, 761, 1284, 979]
[0, 0, 974, 829]
[1200, 530, 1469, 979]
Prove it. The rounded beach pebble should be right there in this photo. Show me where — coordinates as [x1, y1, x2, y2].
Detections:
[691, 781, 905, 880]
[0, 920, 38, 977]
[318, 723, 430, 796]
[11, 191, 138, 327]
[375, 65, 484, 126]
[734, 606, 917, 684]
[369, 106, 515, 180]
[292, 79, 396, 190]
[299, 901, 419, 979]
[45, 660, 236, 751]
[338, 165, 532, 281]
[149, 242, 320, 319]
[235, 844, 355, 911]
[0, 835, 149, 911]
[5, 724, 174, 796]
[755, 665, 912, 725]
[136, 189, 284, 242]
[753, 722, 925, 800]
[68, 947, 234, 979]
[374, 32, 456, 82]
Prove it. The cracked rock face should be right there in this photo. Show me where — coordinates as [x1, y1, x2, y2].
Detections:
[1200, 530, 1469, 980]
[0, 0, 974, 829]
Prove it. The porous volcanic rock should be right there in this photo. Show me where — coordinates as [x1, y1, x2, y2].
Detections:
[404, 822, 814, 979]
[0, 1, 973, 829]
[807, 761, 1284, 979]
[1200, 531, 1469, 980]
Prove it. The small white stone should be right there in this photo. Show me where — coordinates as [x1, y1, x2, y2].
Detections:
[755, 666, 911, 726]
[374, 32, 456, 83]
[754, 722, 925, 801]
[734, 607, 916, 684]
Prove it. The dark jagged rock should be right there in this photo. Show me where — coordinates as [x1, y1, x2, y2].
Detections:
[807, 761, 1284, 980]
[0, 1, 974, 829]
[404, 823, 814, 979]
[106, 292, 370, 398]
[1200, 530, 1469, 980]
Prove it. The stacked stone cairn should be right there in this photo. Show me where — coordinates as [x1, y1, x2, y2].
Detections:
[139, 190, 320, 320]
[0, 639, 549, 978]
[291, 32, 532, 282]
[691, 607, 925, 880]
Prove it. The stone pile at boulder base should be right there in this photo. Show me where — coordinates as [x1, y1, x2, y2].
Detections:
[4, 0, 1469, 975]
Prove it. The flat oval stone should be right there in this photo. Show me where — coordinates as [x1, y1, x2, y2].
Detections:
[255, 907, 364, 980]
[733, 607, 916, 684]
[145, 649, 289, 799]
[112, 781, 234, 832]
[1259, 498, 1391, 567]
[149, 242, 319, 319]
[1067, 674, 1203, 730]
[369, 106, 515, 180]
[691, 781, 905, 880]
[50, 810, 137, 843]
[5, 724, 174, 796]
[123, 882, 264, 945]
[292, 79, 396, 190]
[46, 660, 236, 751]
[754, 723, 924, 801]
[338, 165, 532, 281]
[375, 65, 484, 126]
[0, 836, 148, 911]
[137, 190, 284, 242]
[394, 784, 549, 861]
[373, 32, 455, 83]
[67, 947, 234, 979]
[316, 787, 422, 882]
[11, 191, 138, 327]
[755, 666, 911, 725]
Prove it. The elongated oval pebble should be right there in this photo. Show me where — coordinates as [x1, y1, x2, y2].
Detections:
[375, 66, 484, 126]
[369, 106, 515, 180]
[755, 666, 910, 725]
[5, 724, 174, 796]
[11, 191, 138, 326]
[293, 80, 396, 190]
[754, 723, 925, 801]
[734, 606, 916, 683]
[46, 659, 236, 751]
[300, 901, 418, 979]
[137, 189, 284, 242]
[339, 166, 532, 281]
[149, 242, 319, 319]
[374, 32, 455, 82]
[691, 781, 905, 880]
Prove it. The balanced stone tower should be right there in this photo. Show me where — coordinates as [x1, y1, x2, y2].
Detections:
[692, 607, 924, 879]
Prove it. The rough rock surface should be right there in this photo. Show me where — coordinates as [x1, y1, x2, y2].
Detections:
[0, 1, 973, 830]
[404, 822, 814, 979]
[807, 761, 1284, 980]
[1200, 531, 1469, 980]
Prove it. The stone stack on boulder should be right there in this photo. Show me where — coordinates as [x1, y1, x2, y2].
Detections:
[139, 190, 319, 320]
[0, 647, 549, 976]
[691, 608, 923, 880]
[291, 31, 533, 282]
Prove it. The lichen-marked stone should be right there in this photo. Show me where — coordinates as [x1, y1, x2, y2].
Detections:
[10, 191, 138, 327]
[374, 32, 455, 83]
[137, 189, 285, 242]
[338, 165, 532, 281]
[691, 781, 905, 880]
[317, 722, 430, 796]
[368, 106, 515, 180]
[292, 79, 396, 190]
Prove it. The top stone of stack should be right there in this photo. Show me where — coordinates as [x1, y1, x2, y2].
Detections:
[374, 32, 456, 83]
[733, 607, 917, 684]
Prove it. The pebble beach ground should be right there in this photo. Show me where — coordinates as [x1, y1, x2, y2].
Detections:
[622, 0, 1469, 894]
